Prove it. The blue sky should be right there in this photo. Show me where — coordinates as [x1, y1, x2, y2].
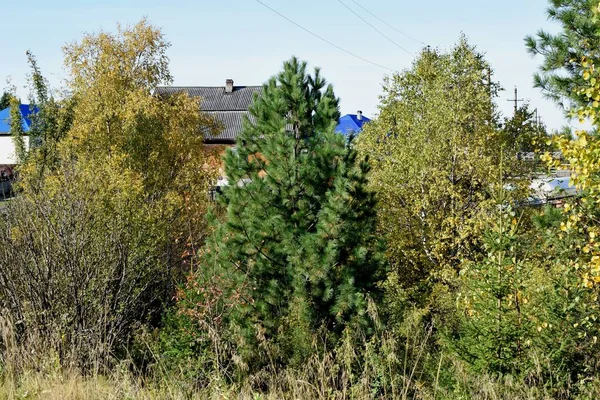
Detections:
[0, 0, 577, 131]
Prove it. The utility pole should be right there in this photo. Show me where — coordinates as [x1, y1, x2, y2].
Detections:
[534, 108, 543, 133]
[487, 68, 492, 98]
[507, 86, 524, 114]
[534, 108, 544, 132]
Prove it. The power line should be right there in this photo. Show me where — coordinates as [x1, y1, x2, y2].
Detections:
[348, 0, 428, 47]
[253, 0, 393, 71]
[336, 0, 413, 57]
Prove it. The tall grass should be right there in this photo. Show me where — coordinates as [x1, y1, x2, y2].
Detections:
[3, 312, 600, 399]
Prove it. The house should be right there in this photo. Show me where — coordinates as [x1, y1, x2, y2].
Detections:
[155, 79, 262, 146]
[528, 176, 578, 207]
[156, 82, 371, 199]
[0, 104, 36, 165]
[156, 80, 369, 145]
[335, 111, 371, 137]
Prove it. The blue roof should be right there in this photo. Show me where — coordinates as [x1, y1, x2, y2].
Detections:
[335, 113, 371, 136]
[0, 104, 38, 134]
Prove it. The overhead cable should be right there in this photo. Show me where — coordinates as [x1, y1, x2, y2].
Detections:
[337, 0, 413, 57]
[349, 0, 428, 47]
[254, 0, 394, 71]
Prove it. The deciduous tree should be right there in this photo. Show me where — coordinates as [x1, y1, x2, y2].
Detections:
[0, 19, 220, 368]
[356, 38, 510, 295]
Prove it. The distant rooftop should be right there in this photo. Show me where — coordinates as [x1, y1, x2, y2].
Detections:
[157, 83, 372, 143]
[155, 81, 262, 144]
[0, 104, 38, 135]
[335, 111, 371, 136]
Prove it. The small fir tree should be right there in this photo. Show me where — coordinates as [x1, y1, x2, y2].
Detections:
[173, 57, 385, 371]
[501, 103, 547, 154]
[448, 204, 538, 375]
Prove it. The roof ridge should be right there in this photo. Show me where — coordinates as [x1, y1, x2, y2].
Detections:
[206, 109, 252, 112]
[156, 85, 263, 89]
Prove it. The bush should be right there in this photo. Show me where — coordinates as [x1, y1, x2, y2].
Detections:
[0, 157, 171, 369]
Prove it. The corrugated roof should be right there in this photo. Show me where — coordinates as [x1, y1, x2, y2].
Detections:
[205, 111, 256, 142]
[155, 85, 263, 143]
[157, 86, 358, 144]
[155, 86, 262, 111]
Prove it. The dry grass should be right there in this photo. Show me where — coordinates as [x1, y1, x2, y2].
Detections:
[0, 369, 372, 400]
[3, 359, 600, 399]
[2, 316, 600, 399]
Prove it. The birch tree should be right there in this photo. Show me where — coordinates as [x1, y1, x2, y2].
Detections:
[356, 38, 512, 294]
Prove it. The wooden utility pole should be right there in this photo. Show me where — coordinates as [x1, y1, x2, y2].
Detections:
[508, 86, 524, 114]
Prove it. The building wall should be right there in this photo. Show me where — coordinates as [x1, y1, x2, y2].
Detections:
[204, 143, 234, 177]
[0, 136, 17, 165]
[0, 136, 29, 165]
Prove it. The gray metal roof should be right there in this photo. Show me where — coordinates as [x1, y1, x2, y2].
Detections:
[155, 86, 262, 111]
[205, 111, 256, 143]
[155, 85, 262, 143]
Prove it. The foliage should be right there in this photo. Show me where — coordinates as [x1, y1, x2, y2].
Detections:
[448, 203, 538, 375]
[0, 157, 170, 368]
[446, 198, 600, 392]
[525, 0, 600, 109]
[531, 206, 600, 384]
[7, 52, 75, 177]
[445, 27, 600, 382]
[526, 8, 600, 384]
[498, 103, 558, 176]
[5, 321, 600, 399]
[0, 92, 10, 110]
[500, 103, 549, 153]
[7, 94, 26, 164]
[355, 37, 514, 296]
[446, 203, 588, 386]
[540, 9, 600, 311]
[167, 57, 386, 376]
[25, 51, 75, 178]
[5, 0, 600, 395]
[61, 19, 220, 256]
[0, 19, 219, 368]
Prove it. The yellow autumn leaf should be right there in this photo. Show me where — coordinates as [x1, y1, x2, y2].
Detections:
[584, 246, 591, 254]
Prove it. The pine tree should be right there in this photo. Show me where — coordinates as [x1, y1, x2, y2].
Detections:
[525, 0, 599, 109]
[176, 57, 385, 370]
